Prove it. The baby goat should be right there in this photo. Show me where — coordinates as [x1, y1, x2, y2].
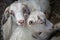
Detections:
[27, 11, 54, 40]
[1, 1, 30, 40]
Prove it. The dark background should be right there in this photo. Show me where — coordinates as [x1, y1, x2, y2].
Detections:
[0, 0, 60, 40]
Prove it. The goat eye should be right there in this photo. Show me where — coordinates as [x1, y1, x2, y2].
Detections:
[10, 10, 15, 16]
[10, 12, 15, 16]
[23, 8, 26, 13]
[22, 6, 30, 15]
[29, 21, 33, 25]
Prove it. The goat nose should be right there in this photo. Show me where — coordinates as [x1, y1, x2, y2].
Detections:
[29, 21, 33, 25]
[18, 20, 24, 24]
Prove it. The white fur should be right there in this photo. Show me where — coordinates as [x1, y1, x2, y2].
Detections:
[9, 11, 47, 40]
[2, 2, 27, 40]
[9, 11, 53, 40]
[19, 0, 50, 18]
[27, 11, 53, 29]
[9, 26, 39, 40]
[27, 11, 54, 40]
[18, 0, 50, 12]
[27, 11, 53, 31]
[2, 15, 26, 40]
[2, 0, 50, 40]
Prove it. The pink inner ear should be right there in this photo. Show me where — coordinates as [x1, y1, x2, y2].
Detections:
[4, 7, 10, 13]
[37, 20, 44, 24]
[5, 10, 9, 14]
[37, 19, 43, 24]
[37, 16, 44, 24]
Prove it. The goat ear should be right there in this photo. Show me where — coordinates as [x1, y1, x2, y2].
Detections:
[4, 7, 10, 14]
[45, 18, 53, 30]
[1, 7, 10, 25]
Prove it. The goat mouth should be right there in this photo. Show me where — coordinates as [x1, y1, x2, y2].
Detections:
[17, 22, 24, 26]
[19, 22, 24, 25]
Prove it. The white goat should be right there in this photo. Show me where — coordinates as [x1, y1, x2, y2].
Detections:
[9, 24, 39, 40]
[27, 11, 54, 40]
[1, 1, 31, 40]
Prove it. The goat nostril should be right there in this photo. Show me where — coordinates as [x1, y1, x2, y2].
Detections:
[29, 21, 33, 24]
[38, 32, 42, 35]
[18, 20, 24, 24]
